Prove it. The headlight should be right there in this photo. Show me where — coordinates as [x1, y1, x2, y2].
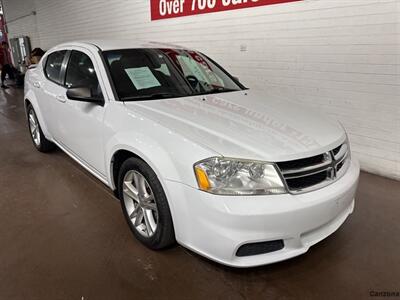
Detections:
[194, 157, 287, 195]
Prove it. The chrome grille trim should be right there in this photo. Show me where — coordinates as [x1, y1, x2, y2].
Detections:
[280, 154, 332, 176]
[276, 143, 350, 194]
[333, 143, 348, 161]
[283, 165, 332, 180]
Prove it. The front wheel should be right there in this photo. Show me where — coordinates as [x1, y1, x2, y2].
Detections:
[118, 157, 176, 250]
[27, 104, 55, 152]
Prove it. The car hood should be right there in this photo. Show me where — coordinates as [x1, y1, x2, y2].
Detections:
[124, 90, 346, 162]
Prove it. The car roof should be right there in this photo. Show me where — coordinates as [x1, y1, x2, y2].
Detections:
[54, 40, 191, 51]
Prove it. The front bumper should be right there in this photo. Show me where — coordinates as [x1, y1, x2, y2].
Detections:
[164, 159, 360, 267]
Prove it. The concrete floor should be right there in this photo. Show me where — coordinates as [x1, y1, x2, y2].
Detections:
[0, 87, 399, 300]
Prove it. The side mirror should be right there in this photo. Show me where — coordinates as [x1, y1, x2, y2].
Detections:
[66, 87, 104, 105]
[233, 76, 240, 83]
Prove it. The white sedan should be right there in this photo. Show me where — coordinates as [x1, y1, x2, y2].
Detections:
[24, 40, 359, 267]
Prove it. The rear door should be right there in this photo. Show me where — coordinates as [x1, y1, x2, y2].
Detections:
[51, 47, 107, 177]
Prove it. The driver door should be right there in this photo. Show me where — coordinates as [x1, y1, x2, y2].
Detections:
[52, 48, 107, 178]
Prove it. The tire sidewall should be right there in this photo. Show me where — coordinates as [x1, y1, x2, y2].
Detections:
[27, 105, 42, 150]
[118, 157, 175, 249]
[26, 104, 55, 152]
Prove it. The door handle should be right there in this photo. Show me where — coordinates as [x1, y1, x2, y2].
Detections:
[33, 81, 41, 88]
[56, 95, 66, 103]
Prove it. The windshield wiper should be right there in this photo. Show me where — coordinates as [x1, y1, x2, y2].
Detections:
[196, 88, 239, 96]
[121, 93, 183, 101]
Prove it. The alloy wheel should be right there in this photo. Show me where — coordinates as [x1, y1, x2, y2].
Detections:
[28, 109, 41, 147]
[123, 170, 158, 238]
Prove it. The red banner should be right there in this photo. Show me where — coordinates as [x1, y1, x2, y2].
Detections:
[151, 0, 301, 20]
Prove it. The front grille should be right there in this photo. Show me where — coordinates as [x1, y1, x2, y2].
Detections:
[336, 160, 345, 172]
[276, 143, 350, 194]
[332, 145, 342, 156]
[277, 154, 325, 170]
[285, 170, 329, 190]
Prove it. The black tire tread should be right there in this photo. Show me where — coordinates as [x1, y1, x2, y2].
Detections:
[118, 157, 176, 250]
[27, 104, 55, 153]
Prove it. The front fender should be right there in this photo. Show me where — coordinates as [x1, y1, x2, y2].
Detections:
[104, 128, 218, 245]
[105, 128, 216, 190]
[102, 103, 219, 244]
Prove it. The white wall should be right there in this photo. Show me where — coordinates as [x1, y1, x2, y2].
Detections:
[3, 0, 400, 180]
[1, 0, 39, 46]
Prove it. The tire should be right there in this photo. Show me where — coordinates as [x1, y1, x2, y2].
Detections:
[118, 157, 176, 250]
[26, 104, 55, 153]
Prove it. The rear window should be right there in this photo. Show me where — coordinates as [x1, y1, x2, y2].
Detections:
[44, 50, 67, 84]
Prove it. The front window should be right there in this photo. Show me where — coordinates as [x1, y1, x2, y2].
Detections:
[103, 48, 244, 101]
[65, 50, 103, 99]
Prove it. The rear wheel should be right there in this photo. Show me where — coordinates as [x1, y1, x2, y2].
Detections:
[27, 104, 55, 152]
[118, 157, 175, 250]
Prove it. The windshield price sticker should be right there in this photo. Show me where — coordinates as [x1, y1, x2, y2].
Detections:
[125, 67, 162, 90]
[151, 0, 301, 20]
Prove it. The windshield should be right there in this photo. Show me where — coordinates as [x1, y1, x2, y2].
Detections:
[103, 48, 244, 101]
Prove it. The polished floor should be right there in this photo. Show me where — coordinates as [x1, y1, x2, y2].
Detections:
[0, 87, 399, 300]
